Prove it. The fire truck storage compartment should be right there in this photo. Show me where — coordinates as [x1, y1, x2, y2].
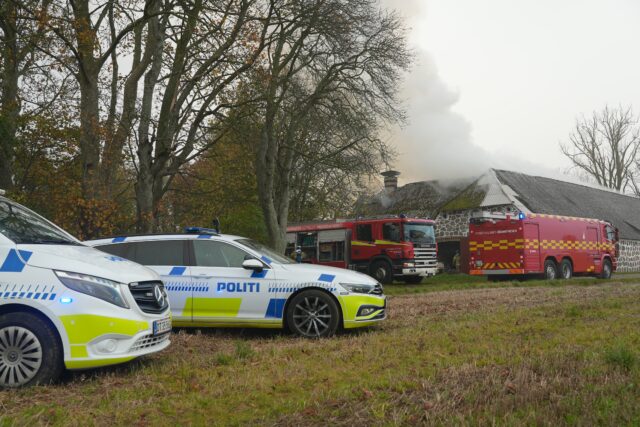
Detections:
[286, 229, 349, 264]
[318, 229, 347, 262]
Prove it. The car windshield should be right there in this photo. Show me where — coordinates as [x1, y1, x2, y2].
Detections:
[0, 198, 79, 245]
[236, 238, 293, 264]
[403, 223, 436, 245]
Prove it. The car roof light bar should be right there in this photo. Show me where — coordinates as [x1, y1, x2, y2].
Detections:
[184, 226, 220, 236]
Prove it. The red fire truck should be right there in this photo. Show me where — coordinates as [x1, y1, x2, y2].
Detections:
[286, 216, 437, 284]
[468, 212, 619, 280]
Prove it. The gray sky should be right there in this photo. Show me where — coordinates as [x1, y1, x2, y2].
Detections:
[386, 0, 640, 184]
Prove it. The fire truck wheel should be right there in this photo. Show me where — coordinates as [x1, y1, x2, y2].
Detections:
[370, 260, 393, 284]
[286, 290, 340, 338]
[599, 259, 612, 279]
[543, 259, 558, 280]
[560, 259, 573, 279]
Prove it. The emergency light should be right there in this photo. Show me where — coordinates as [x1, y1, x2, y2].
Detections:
[184, 226, 219, 235]
[518, 212, 526, 220]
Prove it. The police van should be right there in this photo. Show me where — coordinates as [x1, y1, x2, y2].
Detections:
[0, 194, 171, 387]
[87, 228, 387, 337]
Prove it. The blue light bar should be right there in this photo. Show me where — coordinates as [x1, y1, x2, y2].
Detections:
[184, 226, 219, 235]
[518, 212, 526, 220]
[60, 297, 73, 304]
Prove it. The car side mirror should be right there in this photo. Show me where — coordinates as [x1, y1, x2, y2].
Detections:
[242, 258, 264, 272]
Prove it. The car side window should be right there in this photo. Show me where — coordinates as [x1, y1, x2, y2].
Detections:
[193, 240, 250, 268]
[128, 240, 186, 266]
[96, 243, 135, 260]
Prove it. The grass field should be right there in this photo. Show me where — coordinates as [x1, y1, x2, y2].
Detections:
[382, 272, 640, 295]
[2, 277, 640, 426]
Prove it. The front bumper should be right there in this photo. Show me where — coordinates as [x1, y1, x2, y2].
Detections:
[339, 294, 386, 329]
[60, 313, 172, 370]
[400, 267, 437, 277]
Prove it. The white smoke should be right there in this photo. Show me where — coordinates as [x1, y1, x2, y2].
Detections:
[388, 53, 492, 183]
[383, 0, 576, 186]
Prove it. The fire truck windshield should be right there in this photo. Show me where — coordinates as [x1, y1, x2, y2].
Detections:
[403, 223, 435, 245]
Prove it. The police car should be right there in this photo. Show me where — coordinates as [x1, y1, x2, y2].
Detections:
[87, 228, 386, 337]
[0, 194, 171, 387]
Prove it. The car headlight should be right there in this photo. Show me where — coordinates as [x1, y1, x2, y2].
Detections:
[340, 282, 376, 294]
[55, 270, 129, 309]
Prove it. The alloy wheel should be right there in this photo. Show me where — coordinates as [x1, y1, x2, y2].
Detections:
[0, 326, 43, 387]
[292, 296, 333, 337]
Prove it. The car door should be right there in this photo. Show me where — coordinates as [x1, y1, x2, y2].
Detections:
[187, 239, 277, 323]
[127, 240, 191, 323]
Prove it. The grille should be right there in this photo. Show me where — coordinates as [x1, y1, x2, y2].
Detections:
[128, 281, 169, 314]
[414, 245, 437, 268]
[130, 332, 170, 352]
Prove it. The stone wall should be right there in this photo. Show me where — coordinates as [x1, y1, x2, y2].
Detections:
[618, 239, 640, 272]
[435, 205, 515, 241]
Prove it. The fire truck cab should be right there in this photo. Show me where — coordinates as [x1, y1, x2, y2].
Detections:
[468, 211, 619, 280]
[286, 216, 437, 284]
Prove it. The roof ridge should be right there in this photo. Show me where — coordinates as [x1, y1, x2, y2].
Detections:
[492, 168, 640, 200]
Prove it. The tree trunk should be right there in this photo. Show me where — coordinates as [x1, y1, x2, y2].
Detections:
[0, 1, 19, 190]
[74, 1, 102, 201]
[256, 116, 287, 252]
[135, 140, 155, 233]
[134, 8, 165, 233]
[102, 0, 161, 194]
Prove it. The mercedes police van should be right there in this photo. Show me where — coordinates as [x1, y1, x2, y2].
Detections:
[0, 194, 171, 387]
[87, 228, 387, 338]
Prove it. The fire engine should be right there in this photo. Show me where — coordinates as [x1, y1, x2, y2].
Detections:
[286, 216, 437, 284]
[468, 211, 619, 280]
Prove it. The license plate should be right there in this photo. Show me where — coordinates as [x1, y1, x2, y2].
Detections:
[153, 317, 172, 335]
[475, 260, 483, 267]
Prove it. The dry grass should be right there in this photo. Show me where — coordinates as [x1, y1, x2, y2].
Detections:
[1, 283, 640, 426]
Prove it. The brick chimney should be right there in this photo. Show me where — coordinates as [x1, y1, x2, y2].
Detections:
[381, 170, 400, 192]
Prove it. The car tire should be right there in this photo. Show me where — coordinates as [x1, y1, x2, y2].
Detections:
[0, 312, 63, 388]
[560, 259, 573, 279]
[599, 259, 612, 279]
[543, 259, 558, 280]
[286, 290, 340, 338]
[402, 276, 423, 284]
[370, 260, 393, 284]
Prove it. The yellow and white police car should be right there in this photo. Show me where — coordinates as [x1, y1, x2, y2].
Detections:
[87, 228, 386, 337]
[0, 194, 171, 387]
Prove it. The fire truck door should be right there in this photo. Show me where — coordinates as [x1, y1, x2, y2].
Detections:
[523, 223, 541, 271]
[586, 227, 599, 270]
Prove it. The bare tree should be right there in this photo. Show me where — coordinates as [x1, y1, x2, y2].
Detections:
[132, 0, 271, 232]
[561, 105, 640, 193]
[254, 0, 410, 251]
[38, 0, 160, 204]
[8, 0, 270, 234]
[0, 0, 52, 190]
